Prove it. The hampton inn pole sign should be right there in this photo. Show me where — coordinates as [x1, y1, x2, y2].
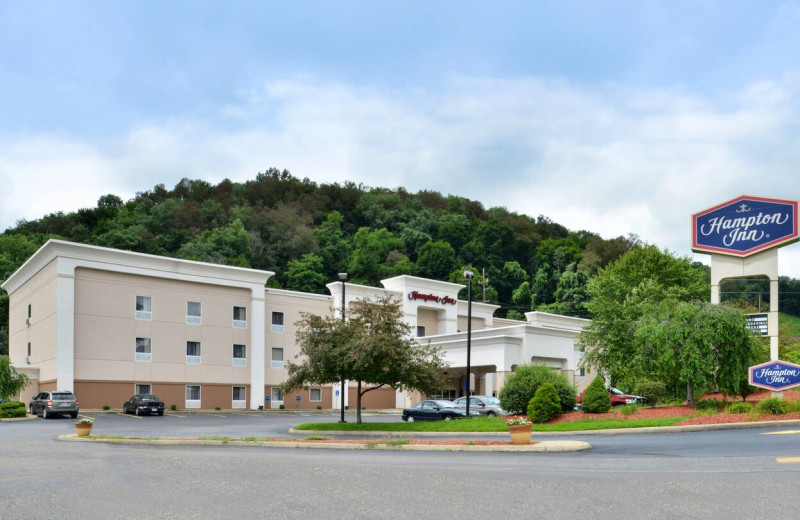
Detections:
[692, 195, 798, 257]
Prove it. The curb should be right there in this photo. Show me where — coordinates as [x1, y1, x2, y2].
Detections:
[0, 414, 38, 422]
[56, 435, 591, 452]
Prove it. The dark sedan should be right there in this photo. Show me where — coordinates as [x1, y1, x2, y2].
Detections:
[401, 400, 479, 422]
[122, 394, 165, 416]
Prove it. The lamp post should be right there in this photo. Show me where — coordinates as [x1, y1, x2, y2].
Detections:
[338, 272, 348, 423]
[464, 270, 474, 418]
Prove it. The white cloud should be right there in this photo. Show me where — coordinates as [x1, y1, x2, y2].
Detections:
[2, 75, 800, 277]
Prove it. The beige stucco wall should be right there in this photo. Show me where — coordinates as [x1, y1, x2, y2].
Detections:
[416, 308, 440, 336]
[457, 315, 486, 332]
[73, 268, 252, 386]
[264, 289, 332, 390]
[7, 258, 59, 383]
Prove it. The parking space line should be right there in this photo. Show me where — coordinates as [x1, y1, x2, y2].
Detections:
[165, 413, 185, 418]
[79, 413, 95, 421]
[115, 412, 142, 419]
[205, 413, 227, 418]
[763, 430, 800, 435]
[777, 457, 800, 463]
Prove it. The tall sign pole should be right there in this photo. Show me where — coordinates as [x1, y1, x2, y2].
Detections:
[692, 195, 799, 395]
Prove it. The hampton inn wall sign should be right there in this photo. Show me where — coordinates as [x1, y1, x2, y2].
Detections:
[408, 291, 457, 305]
[692, 195, 798, 257]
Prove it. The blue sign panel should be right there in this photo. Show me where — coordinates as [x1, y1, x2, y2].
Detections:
[692, 196, 798, 257]
[749, 360, 800, 391]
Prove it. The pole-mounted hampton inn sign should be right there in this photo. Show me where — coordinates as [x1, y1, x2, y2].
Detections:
[692, 195, 798, 257]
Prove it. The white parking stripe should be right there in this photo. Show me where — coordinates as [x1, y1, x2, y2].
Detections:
[115, 412, 142, 419]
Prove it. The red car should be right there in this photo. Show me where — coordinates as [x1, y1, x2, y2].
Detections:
[576, 387, 646, 409]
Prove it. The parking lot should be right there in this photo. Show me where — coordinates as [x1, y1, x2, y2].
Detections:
[6, 409, 404, 441]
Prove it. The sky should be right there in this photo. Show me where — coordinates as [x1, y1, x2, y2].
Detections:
[2, 1, 800, 276]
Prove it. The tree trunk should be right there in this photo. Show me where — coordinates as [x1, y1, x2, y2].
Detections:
[686, 383, 694, 405]
[356, 381, 362, 424]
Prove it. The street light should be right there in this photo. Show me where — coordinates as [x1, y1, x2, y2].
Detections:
[338, 272, 348, 423]
[463, 270, 474, 418]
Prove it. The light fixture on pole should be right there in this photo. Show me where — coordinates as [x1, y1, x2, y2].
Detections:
[463, 270, 474, 418]
[338, 272, 348, 423]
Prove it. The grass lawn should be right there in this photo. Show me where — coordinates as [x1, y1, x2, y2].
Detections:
[293, 415, 692, 432]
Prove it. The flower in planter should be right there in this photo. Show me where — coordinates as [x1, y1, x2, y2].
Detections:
[506, 416, 532, 426]
[76, 417, 94, 425]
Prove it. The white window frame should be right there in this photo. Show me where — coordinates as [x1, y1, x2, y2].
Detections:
[186, 341, 201, 364]
[309, 388, 321, 402]
[135, 383, 151, 395]
[271, 312, 284, 333]
[135, 295, 152, 321]
[232, 386, 247, 409]
[187, 301, 202, 325]
[233, 306, 247, 329]
[271, 387, 284, 403]
[135, 337, 152, 362]
[185, 385, 201, 408]
[271, 347, 284, 369]
[232, 344, 247, 366]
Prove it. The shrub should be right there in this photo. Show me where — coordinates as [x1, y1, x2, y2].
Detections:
[215, 407, 221, 411]
[757, 397, 789, 415]
[279, 404, 285, 410]
[0, 401, 26, 418]
[620, 404, 640, 416]
[788, 399, 800, 413]
[499, 365, 576, 414]
[635, 381, 665, 408]
[695, 399, 725, 412]
[170, 404, 177, 411]
[582, 376, 611, 413]
[102, 405, 110, 411]
[316, 405, 322, 410]
[727, 402, 753, 414]
[527, 383, 561, 423]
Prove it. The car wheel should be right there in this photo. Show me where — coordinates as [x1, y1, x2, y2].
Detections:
[407, 415, 414, 423]
[486, 411, 496, 417]
[135, 406, 141, 416]
[70, 412, 78, 419]
[158, 411, 164, 416]
[444, 415, 452, 421]
[42, 408, 49, 419]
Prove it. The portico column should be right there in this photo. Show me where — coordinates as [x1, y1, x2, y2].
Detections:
[55, 269, 75, 392]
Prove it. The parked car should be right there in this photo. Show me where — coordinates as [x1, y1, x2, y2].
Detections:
[402, 400, 480, 422]
[122, 394, 165, 416]
[576, 386, 647, 409]
[29, 391, 79, 419]
[452, 395, 509, 417]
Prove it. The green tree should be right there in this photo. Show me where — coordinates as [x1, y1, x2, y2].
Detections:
[286, 253, 326, 293]
[582, 375, 611, 413]
[416, 241, 456, 280]
[580, 245, 709, 391]
[527, 382, 561, 423]
[177, 219, 253, 267]
[348, 227, 404, 285]
[498, 365, 576, 415]
[313, 211, 352, 278]
[0, 355, 29, 399]
[283, 296, 447, 424]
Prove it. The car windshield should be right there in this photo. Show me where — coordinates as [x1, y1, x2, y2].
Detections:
[608, 387, 625, 395]
[482, 397, 501, 405]
[141, 395, 160, 401]
[433, 400, 456, 408]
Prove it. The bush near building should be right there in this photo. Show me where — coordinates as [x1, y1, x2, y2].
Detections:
[757, 397, 789, 415]
[527, 383, 561, 423]
[498, 365, 576, 414]
[0, 401, 27, 418]
[582, 376, 611, 413]
[635, 381, 665, 408]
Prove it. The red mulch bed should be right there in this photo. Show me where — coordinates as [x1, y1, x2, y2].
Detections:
[526, 389, 800, 427]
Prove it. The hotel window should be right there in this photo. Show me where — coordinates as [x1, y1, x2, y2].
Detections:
[271, 387, 284, 403]
[27, 304, 31, 325]
[232, 386, 247, 409]
[271, 347, 284, 368]
[309, 388, 321, 402]
[232, 344, 247, 366]
[135, 295, 152, 320]
[271, 312, 284, 333]
[186, 341, 201, 364]
[417, 326, 426, 337]
[187, 301, 202, 325]
[135, 337, 152, 362]
[135, 383, 151, 395]
[185, 385, 201, 408]
[27, 342, 31, 357]
[233, 306, 247, 328]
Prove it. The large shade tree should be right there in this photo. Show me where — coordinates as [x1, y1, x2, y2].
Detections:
[0, 355, 29, 400]
[282, 296, 447, 424]
[580, 245, 709, 394]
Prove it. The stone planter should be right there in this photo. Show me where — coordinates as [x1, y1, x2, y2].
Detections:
[75, 423, 93, 437]
[508, 424, 532, 444]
